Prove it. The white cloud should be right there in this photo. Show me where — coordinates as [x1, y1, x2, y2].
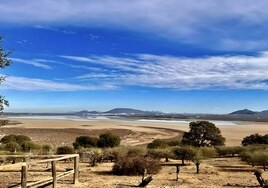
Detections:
[62, 52, 268, 90]
[11, 58, 53, 69]
[1, 0, 268, 50]
[0, 76, 116, 91]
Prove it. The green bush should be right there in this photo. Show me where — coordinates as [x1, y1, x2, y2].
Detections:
[112, 155, 161, 175]
[172, 146, 196, 165]
[97, 132, 121, 148]
[5, 142, 21, 152]
[73, 136, 99, 149]
[200, 147, 218, 158]
[147, 139, 168, 149]
[242, 134, 268, 146]
[79, 148, 103, 166]
[42, 144, 52, 154]
[147, 148, 174, 162]
[0, 134, 31, 144]
[56, 146, 75, 154]
[216, 146, 244, 156]
[21, 141, 41, 152]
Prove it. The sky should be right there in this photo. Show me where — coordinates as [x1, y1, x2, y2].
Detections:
[1, 0, 268, 113]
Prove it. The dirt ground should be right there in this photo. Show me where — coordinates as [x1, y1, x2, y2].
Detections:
[0, 157, 267, 188]
[0, 118, 268, 187]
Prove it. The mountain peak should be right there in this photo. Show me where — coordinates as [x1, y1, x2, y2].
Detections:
[230, 109, 256, 115]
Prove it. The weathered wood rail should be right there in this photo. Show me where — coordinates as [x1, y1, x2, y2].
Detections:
[0, 154, 79, 188]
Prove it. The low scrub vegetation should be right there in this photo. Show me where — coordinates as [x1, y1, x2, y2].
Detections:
[112, 155, 161, 175]
[73, 132, 121, 149]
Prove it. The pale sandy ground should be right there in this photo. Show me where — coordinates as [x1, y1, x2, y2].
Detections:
[2, 118, 268, 146]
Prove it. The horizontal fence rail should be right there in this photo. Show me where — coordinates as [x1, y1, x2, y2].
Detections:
[0, 154, 79, 188]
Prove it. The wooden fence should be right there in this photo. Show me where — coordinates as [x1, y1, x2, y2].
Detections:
[0, 154, 79, 188]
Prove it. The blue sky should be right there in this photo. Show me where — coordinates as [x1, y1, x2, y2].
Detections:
[1, 0, 268, 113]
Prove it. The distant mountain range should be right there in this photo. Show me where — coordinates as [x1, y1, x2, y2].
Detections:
[75, 108, 160, 115]
[4, 108, 268, 122]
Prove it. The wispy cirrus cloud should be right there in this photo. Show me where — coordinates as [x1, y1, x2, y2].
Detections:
[1, 1, 268, 50]
[61, 52, 268, 90]
[10, 58, 53, 69]
[1, 76, 116, 91]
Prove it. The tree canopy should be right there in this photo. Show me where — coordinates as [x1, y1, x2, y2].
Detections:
[181, 121, 225, 147]
[0, 36, 12, 125]
[242, 133, 268, 146]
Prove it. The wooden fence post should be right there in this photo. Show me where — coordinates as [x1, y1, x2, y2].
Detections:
[21, 164, 27, 188]
[176, 165, 180, 181]
[52, 161, 57, 188]
[74, 155, 79, 184]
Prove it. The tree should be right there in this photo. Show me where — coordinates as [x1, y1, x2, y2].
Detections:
[97, 132, 121, 148]
[0, 36, 12, 126]
[242, 134, 268, 146]
[182, 121, 225, 147]
[172, 146, 195, 165]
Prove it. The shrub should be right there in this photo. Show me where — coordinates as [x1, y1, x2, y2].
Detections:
[97, 132, 121, 148]
[79, 148, 103, 166]
[127, 147, 146, 157]
[56, 146, 75, 154]
[21, 141, 41, 152]
[147, 148, 174, 162]
[147, 139, 168, 149]
[216, 146, 245, 156]
[0, 134, 31, 144]
[73, 136, 99, 149]
[42, 144, 52, 154]
[5, 142, 21, 152]
[112, 155, 161, 176]
[200, 147, 218, 158]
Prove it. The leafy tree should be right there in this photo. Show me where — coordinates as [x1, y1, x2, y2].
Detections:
[172, 146, 195, 165]
[97, 132, 121, 148]
[73, 136, 99, 149]
[0, 36, 12, 126]
[5, 141, 21, 152]
[0, 134, 31, 144]
[21, 141, 41, 152]
[182, 121, 225, 147]
[242, 134, 268, 146]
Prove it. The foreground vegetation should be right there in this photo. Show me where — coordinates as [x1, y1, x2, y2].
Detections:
[0, 121, 267, 187]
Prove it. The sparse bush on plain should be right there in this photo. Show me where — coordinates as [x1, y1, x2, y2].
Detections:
[56, 146, 75, 154]
[73, 136, 99, 149]
[5, 142, 21, 152]
[216, 146, 244, 157]
[112, 155, 161, 176]
[147, 148, 174, 162]
[42, 144, 52, 154]
[147, 139, 168, 149]
[21, 141, 41, 152]
[147, 138, 180, 149]
[97, 132, 121, 148]
[0, 134, 31, 144]
[79, 148, 103, 166]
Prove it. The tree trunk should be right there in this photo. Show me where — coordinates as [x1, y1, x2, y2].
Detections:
[165, 157, 169, 162]
[139, 176, 153, 187]
[263, 164, 266, 171]
[176, 165, 180, 181]
[182, 159, 185, 165]
[196, 164, 200, 174]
